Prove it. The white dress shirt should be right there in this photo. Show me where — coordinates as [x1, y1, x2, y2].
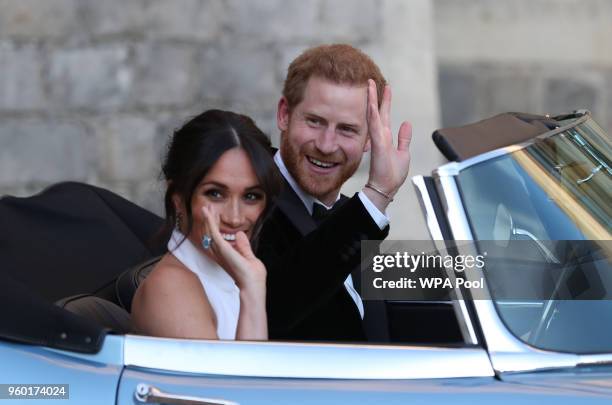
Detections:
[273, 151, 390, 319]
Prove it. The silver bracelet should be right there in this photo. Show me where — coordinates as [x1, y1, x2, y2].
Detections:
[365, 183, 394, 201]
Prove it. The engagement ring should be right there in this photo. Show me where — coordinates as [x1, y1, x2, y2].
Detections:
[202, 235, 213, 250]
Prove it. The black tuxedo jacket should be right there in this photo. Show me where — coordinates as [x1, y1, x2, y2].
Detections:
[257, 179, 389, 341]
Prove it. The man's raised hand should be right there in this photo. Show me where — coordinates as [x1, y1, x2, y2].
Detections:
[363, 79, 413, 212]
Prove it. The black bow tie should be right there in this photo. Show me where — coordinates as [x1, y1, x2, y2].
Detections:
[311, 201, 337, 224]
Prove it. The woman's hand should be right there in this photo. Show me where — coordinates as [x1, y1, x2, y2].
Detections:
[201, 205, 267, 290]
[201, 205, 268, 340]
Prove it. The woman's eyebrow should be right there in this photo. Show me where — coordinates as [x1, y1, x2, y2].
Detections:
[200, 181, 228, 189]
[201, 182, 263, 191]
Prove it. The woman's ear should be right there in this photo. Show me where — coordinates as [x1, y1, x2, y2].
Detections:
[172, 193, 184, 214]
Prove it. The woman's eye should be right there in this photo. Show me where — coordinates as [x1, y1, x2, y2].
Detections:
[205, 189, 223, 199]
[244, 192, 263, 201]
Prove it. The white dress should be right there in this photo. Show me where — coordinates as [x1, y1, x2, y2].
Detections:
[168, 230, 240, 340]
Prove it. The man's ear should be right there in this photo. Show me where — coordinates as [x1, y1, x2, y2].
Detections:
[277, 97, 290, 132]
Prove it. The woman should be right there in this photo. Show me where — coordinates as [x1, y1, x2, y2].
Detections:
[131, 110, 281, 340]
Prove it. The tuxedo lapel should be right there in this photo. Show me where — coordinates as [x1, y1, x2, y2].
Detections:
[276, 178, 353, 237]
[276, 178, 316, 236]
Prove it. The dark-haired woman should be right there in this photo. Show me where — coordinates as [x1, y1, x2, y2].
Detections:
[131, 110, 281, 340]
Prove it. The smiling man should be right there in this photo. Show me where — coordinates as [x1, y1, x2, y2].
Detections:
[257, 44, 412, 341]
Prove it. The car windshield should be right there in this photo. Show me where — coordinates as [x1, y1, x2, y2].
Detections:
[456, 115, 612, 354]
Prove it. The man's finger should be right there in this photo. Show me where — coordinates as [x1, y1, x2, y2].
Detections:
[397, 121, 413, 152]
[380, 85, 391, 129]
[368, 79, 378, 109]
[368, 102, 384, 147]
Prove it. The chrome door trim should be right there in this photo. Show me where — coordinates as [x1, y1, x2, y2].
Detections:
[433, 170, 581, 373]
[434, 174, 480, 345]
[124, 335, 494, 379]
[412, 176, 444, 241]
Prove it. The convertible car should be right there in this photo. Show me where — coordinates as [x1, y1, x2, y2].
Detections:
[1, 110, 610, 404]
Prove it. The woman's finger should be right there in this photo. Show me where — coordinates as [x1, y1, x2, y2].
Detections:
[233, 231, 256, 260]
[202, 205, 227, 255]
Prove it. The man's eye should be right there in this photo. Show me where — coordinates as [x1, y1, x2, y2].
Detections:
[306, 117, 321, 126]
[339, 126, 357, 134]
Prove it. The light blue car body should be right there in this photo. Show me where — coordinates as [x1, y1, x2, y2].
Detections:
[3, 336, 612, 404]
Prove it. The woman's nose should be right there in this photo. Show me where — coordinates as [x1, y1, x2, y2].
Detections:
[220, 199, 243, 228]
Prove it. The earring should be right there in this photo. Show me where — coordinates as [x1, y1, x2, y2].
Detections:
[176, 212, 183, 229]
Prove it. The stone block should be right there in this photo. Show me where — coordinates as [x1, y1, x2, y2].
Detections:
[477, 66, 538, 118]
[80, 0, 225, 41]
[438, 65, 477, 126]
[434, 0, 612, 65]
[605, 72, 612, 135]
[226, 0, 318, 41]
[199, 44, 279, 110]
[49, 46, 131, 109]
[318, 0, 380, 41]
[77, 0, 146, 37]
[144, 0, 226, 41]
[0, 0, 78, 39]
[544, 77, 599, 117]
[94, 116, 158, 182]
[0, 43, 46, 110]
[130, 44, 200, 107]
[278, 45, 308, 82]
[0, 119, 94, 187]
[132, 179, 165, 215]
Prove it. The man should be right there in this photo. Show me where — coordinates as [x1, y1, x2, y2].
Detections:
[257, 44, 412, 341]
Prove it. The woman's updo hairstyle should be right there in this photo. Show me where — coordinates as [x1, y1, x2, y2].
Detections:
[161, 109, 281, 245]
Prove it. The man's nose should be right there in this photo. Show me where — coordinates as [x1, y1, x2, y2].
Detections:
[220, 199, 243, 228]
[314, 127, 338, 155]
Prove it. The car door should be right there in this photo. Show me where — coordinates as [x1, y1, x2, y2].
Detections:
[0, 333, 123, 404]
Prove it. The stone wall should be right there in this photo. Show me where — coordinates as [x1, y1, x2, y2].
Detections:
[434, 0, 612, 132]
[0, 0, 440, 240]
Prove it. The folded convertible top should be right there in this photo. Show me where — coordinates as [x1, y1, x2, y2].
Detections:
[0, 182, 167, 352]
[432, 112, 563, 162]
[0, 182, 166, 302]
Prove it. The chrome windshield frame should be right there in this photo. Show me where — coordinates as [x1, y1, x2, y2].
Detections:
[415, 112, 605, 373]
[412, 175, 479, 346]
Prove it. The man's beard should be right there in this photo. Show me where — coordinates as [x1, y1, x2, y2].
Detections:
[280, 131, 361, 201]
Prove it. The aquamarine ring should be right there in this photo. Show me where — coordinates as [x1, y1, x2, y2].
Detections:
[202, 235, 213, 250]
